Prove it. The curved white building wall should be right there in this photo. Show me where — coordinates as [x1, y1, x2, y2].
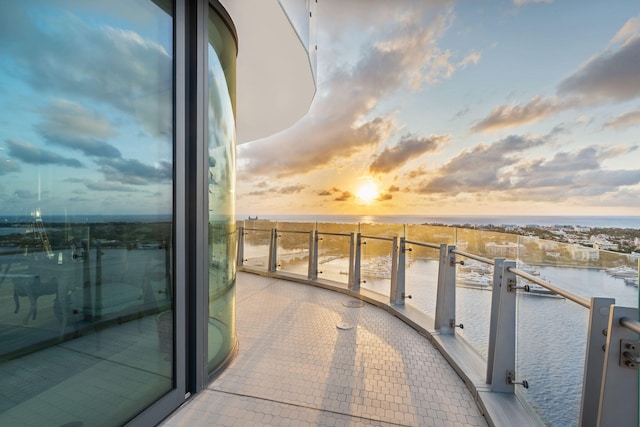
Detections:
[220, 0, 317, 144]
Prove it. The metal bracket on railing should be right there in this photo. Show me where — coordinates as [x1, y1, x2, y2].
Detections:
[449, 259, 464, 267]
[506, 277, 531, 292]
[507, 371, 529, 389]
[449, 319, 463, 329]
[402, 293, 412, 300]
[508, 280, 531, 293]
[620, 340, 640, 369]
[403, 247, 412, 253]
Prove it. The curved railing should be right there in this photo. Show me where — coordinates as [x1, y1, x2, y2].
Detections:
[236, 221, 639, 427]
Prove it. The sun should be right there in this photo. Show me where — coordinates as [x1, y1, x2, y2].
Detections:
[356, 181, 380, 203]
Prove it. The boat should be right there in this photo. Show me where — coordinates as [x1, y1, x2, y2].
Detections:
[457, 271, 492, 290]
[606, 266, 638, 278]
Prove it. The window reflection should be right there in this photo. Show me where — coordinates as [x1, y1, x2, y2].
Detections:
[207, 7, 237, 371]
[0, 1, 174, 425]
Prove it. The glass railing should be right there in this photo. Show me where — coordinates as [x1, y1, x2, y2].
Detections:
[276, 228, 312, 276]
[236, 220, 639, 426]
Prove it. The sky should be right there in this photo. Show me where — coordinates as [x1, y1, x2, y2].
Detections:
[237, 0, 640, 218]
[0, 1, 174, 217]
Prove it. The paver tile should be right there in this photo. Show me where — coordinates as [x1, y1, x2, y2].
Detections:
[163, 272, 487, 427]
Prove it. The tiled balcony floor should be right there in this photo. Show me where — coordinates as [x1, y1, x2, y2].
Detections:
[162, 272, 487, 426]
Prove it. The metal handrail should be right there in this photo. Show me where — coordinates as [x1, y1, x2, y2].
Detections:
[361, 235, 394, 242]
[620, 316, 640, 335]
[277, 229, 312, 235]
[404, 240, 440, 250]
[243, 227, 272, 232]
[317, 231, 352, 237]
[452, 249, 495, 266]
[509, 267, 591, 309]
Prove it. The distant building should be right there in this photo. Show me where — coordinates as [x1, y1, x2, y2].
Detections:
[593, 240, 618, 251]
[484, 242, 525, 258]
[537, 239, 559, 250]
[568, 244, 600, 261]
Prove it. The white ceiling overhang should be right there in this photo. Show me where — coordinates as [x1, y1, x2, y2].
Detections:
[219, 0, 317, 144]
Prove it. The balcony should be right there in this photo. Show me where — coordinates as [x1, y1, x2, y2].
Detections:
[165, 221, 639, 426]
[164, 272, 488, 426]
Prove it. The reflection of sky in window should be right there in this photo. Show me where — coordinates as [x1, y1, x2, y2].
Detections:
[0, 1, 173, 217]
[208, 43, 236, 218]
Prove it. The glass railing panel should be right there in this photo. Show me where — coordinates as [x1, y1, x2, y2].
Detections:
[359, 222, 405, 239]
[454, 253, 493, 359]
[523, 241, 639, 305]
[403, 244, 440, 322]
[276, 227, 313, 277]
[359, 236, 392, 297]
[316, 222, 356, 285]
[513, 246, 637, 425]
[242, 227, 271, 270]
[456, 228, 519, 259]
[406, 224, 455, 245]
[515, 285, 589, 426]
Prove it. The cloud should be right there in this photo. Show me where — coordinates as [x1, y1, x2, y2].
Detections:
[13, 190, 37, 200]
[557, 36, 640, 103]
[471, 96, 565, 133]
[460, 51, 481, 68]
[377, 193, 393, 201]
[85, 181, 143, 192]
[388, 185, 400, 192]
[0, 157, 21, 175]
[239, 6, 461, 178]
[611, 16, 640, 46]
[0, 4, 172, 138]
[602, 109, 640, 130]
[6, 139, 84, 168]
[317, 190, 333, 196]
[319, 0, 452, 42]
[406, 166, 429, 179]
[246, 184, 307, 197]
[473, 17, 640, 133]
[279, 185, 307, 194]
[97, 158, 172, 185]
[414, 134, 640, 203]
[334, 191, 354, 202]
[415, 134, 550, 194]
[369, 134, 448, 174]
[36, 99, 121, 158]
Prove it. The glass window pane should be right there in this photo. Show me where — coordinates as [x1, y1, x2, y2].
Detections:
[0, 1, 175, 425]
[207, 7, 237, 372]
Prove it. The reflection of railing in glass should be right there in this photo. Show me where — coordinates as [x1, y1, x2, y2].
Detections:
[236, 221, 639, 427]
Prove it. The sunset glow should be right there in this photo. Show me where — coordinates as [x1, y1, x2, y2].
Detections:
[236, 1, 640, 218]
[356, 181, 379, 203]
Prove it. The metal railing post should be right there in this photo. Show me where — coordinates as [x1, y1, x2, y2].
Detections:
[348, 232, 355, 288]
[308, 230, 318, 280]
[596, 305, 639, 427]
[579, 297, 615, 427]
[268, 228, 278, 272]
[435, 245, 457, 334]
[350, 232, 362, 291]
[391, 237, 407, 305]
[389, 236, 399, 305]
[490, 260, 517, 393]
[236, 226, 244, 267]
[486, 258, 506, 384]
